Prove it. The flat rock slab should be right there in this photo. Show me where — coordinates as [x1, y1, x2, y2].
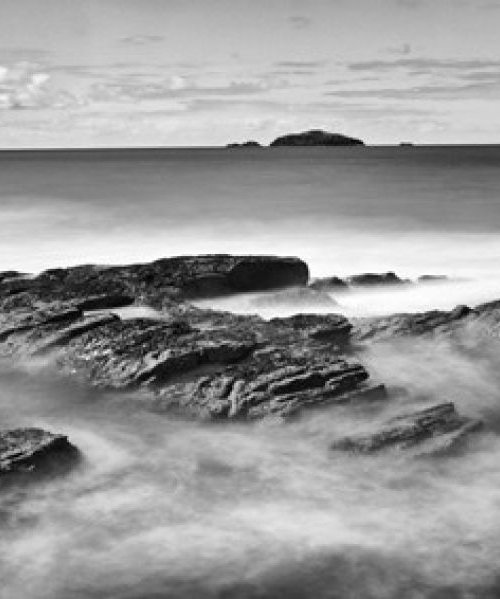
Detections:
[331, 402, 482, 456]
[0, 254, 309, 304]
[0, 428, 79, 477]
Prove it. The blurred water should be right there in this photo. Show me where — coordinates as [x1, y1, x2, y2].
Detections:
[0, 146, 499, 285]
[2, 146, 500, 598]
[2, 332, 500, 598]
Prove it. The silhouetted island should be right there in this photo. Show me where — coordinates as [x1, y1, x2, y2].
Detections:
[270, 129, 364, 147]
[226, 140, 262, 148]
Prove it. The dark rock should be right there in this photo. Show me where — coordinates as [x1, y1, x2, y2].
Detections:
[347, 272, 406, 287]
[309, 276, 348, 292]
[0, 255, 386, 423]
[3, 255, 309, 305]
[226, 141, 261, 148]
[0, 303, 83, 345]
[418, 275, 448, 283]
[270, 130, 364, 147]
[250, 287, 336, 310]
[0, 428, 79, 477]
[269, 313, 352, 345]
[352, 303, 476, 342]
[32, 313, 120, 356]
[331, 403, 482, 456]
[0, 270, 27, 284]
[154, 354, 385, 420]
[227, 257, 309, 292]
[76, 294, 135, 312]
[180, 274, 232, 299]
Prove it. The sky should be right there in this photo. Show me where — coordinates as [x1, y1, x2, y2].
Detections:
[0, 0, 500, 147]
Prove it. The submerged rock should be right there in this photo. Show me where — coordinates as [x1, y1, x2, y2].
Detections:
[418, 275, 448, 283]
[270, 130, 364, 147]
[0, 428, 79, 477]
[331, 403, 482, 456]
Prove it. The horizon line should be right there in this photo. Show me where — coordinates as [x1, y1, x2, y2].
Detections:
[1, 143, 500, 152]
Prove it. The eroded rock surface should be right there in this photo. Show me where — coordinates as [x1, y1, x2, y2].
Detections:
[352, 304, 477, 342]
[0, 254, 309, 304]
[0, 254, 487, 455]
[0, 428, 79, 477]
[331, 403, 482, 456]
[0, 254, 383, 422]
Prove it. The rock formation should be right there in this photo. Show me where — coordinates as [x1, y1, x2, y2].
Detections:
[346, 272, 406, 287]
[309, 276, 349, 292]
[0, 255, 309, 304]
[331, 403, 482, 456]
[0, 428, 79, 478]
[0, 253, 485, 473]
[270, 129, 364, 147]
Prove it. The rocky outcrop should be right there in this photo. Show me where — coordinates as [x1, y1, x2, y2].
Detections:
[0, 268, 383, 421]
[270, 130, 364, 147]
[352, 304, 475, 342]
[309, 276, 349, 292]
[0, 255, 309, 304]
[0, 270, 27, 284]
[331, 403, 482, 456]
[0, 428, 79, 477]
[44, 308, 382, 420]
[0, 254, 488, 457]
[347, 272, 406, 287]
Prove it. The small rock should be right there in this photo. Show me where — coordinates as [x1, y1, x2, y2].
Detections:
[0, 427, 79, 478]
[331, 403, 482, 456]
[309, 276, 349, 292]
[347, 272, 406, 287]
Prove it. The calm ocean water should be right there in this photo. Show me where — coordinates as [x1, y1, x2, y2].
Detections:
[2, 144, 499, 314]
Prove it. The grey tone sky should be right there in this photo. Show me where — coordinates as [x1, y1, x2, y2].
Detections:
[0, 0, 499, 147]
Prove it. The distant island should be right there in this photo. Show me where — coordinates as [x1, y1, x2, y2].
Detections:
[226, 140, 262, 148]
[270, 129, 364, 147]
[226, 129, 365, 148]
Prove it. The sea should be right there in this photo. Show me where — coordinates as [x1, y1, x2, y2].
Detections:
[1, 146, 500, 598]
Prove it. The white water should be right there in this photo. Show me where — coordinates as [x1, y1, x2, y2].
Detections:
[2, 331, 500, 598]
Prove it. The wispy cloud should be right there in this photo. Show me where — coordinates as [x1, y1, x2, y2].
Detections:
[326, 79, 500, 100]
[348, 57, 500, 73]
[276, 60, 325, 69]
[90, 75, 287, 104]
[120, 35, 165, 46]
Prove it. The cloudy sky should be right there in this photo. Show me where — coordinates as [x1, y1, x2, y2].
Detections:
[1, 0, 500, 147]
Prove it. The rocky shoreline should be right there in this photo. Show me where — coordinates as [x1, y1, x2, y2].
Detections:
[0, 254, 490, 481]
